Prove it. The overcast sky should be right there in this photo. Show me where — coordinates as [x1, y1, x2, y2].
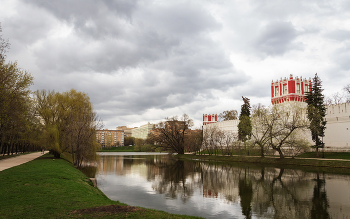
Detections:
[1, 0, 350, 129]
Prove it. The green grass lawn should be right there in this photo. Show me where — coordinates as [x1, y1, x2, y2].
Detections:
[297, 152, 350, 159]
[99, 145, 165, 153]
[0, 153, 201, 219]
[99, 145, 135, 152]
[177, 153, 350, 170]
[198, 149, 263, 156]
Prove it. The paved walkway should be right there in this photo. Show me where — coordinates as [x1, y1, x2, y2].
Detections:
[0, 152, 47, 171]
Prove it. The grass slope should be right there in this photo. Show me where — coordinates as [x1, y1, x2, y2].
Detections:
[177, 154, 350, 170]
[0, 154, 201, 219]
[297, 152, 350, 159]
[99, 146, 135, 152]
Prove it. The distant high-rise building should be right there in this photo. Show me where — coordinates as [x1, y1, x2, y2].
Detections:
[117, 126, 134, 137]
[132, 123, 154, 139]
[96, 129, 124, 147]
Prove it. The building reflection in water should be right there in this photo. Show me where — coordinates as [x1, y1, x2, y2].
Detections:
[96, 154, 350, 219]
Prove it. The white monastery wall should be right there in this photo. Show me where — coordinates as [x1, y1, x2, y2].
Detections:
[203, 119, 239, 134]
[324, 103, 350, 149]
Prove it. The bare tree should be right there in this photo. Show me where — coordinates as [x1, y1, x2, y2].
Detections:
[223, 131, 237, 155]
[218, 110, 238, 121]
[216, 129, 226, 155]
[325, 85, 350, 105]
[251, 104, 272, 158]
[0, 23, 10, 62]
[332, 92, 344, 105]
[269, 103, 310, 158]
[323, 96, 333, 106]
[184, 130, 202, 154]
[251, 103, 310, 158]
[202, 125, 219, 155]
[344, 84, 350, 103]
[153, 114, 193, 154]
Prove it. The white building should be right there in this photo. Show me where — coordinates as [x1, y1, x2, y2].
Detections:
[131, 123, 154, 139]
[203, 119, 239, 135]
[324, 103, 350, 149]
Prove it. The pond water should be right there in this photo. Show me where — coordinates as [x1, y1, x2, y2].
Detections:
[93, 152, 350, 219]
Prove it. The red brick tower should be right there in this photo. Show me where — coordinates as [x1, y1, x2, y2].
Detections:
[271, 74, 312, 105]
[203, 114, 217, 125]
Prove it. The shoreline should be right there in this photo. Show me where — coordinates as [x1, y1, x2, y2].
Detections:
[176, 154, 350, 170]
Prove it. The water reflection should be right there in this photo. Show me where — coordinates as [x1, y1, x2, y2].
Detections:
[95, 153, 350, 219]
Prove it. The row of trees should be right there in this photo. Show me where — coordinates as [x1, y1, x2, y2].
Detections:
[0, 24, 38, 156]
[325, 83, 350, 105]
[0, 24, 101, 166]
[34, 89, 102, 166]
[201, 101, 310, 158]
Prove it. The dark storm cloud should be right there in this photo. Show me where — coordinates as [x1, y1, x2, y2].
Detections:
[25, 0, 223, 74]
[4, 0, 347, 128]
[135, 2, 221, 36]
[33, 31, 179, 73]
[15, 0, 246, 122]
[24, 0, 138, 30]
[254, 21, 300, 56]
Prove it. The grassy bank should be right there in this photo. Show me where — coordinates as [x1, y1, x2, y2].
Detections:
[0, 154, 201, 219]
[177, 154, 350, 170]
[99, 145, 135, 152]
[297, 152, 350, 159]
[99, 145, 164, 153]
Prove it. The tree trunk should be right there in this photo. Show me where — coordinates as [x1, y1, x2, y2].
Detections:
[52, 150, 60, 158]
[316, 147, 319, 157]
[260, 145, 264, 158]
[275, 147, 284, 159]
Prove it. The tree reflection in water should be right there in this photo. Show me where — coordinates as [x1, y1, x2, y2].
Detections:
[151, 159, 332, 218]
[97, 155, 340, 218]
[151, 160, 197, 203]
[311, 172, 330, 219]
[238, 168, 253, 219]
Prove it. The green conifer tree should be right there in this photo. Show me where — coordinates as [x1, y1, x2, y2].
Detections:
[305, 73, 327, 157]
[238, 96, 252, 142]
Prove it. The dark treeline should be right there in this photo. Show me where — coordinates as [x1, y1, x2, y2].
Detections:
[0, 24, 101, 166]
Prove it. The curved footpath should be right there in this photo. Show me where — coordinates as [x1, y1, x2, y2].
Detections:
[0, 152, 47, 171]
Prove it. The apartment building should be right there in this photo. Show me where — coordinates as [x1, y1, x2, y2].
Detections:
[117, 126, 135, 137]
[96, 129, 124, 147]
[131, 123, 155, 139]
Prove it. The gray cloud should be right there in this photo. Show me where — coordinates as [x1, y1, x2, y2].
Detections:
[254, 21, 301, 56]
[332, 43, 350, 71]
[325, 30, 350, 42]
[1, 0, 349, 128]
